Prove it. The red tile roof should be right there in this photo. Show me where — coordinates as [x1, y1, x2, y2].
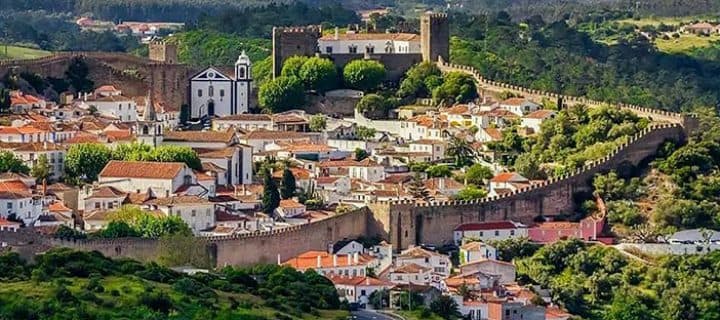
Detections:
[454, 221, 522, 231]
[283, 251, 375, 270]
[490, 172, 528, 183]
[163, 129, 236, 143]
[524, 109, 556, 119]
[329, 276, 393, 287]
[320, 32, 419, 41]
[99, 161, 186, 179]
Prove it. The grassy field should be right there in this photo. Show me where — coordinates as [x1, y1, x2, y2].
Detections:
[0, 44, 51, 60]
[655, 34, 720, 53]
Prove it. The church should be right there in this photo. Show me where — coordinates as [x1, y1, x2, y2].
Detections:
[189, 51, 252, 119]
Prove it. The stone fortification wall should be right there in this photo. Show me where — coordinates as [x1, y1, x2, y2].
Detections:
[370, 124, 684, 250]
[208, 207, 370, 266]
[325, 53, 423, 81]
[0, 52, 197, 110]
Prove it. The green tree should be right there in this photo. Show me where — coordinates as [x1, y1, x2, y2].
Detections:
[280, 166, 296, 200]
[407, 173, 432, 201]
[605, 289, 657, 320]
[343, 59, 386, 92]
[446, 136, 476, 167]
[426, 165, 452, 178]
[354, 148, 369, 161]
[151, 145, 202, 170]
[258, 76, 305, 113]
[299, 57, 338, 93]
[432, 72, 477, 105]
[488, 237, 540, 262]
[0, 89, 11, 112]
[308, 114, 327, 132]
[30, 154, 52, 183]
[98, 221, 140, 238]
[261, 168, 280, 216]
[356, 94, 389, 120]
[430, 295, 461, 320]
[65, 57, 94, 93]
[398, 62, 442, 99]
[465, 163, 493, 186]
[455, 185, 487, 201]
[356, 126, 377, 141]
[65, 143, 111, 183]
[0, 151, 30, 174]
[280, 56, 309, 78]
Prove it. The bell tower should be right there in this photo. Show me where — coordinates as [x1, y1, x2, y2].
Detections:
[136, 90, 163, 147]
[234, 51, 252, 114]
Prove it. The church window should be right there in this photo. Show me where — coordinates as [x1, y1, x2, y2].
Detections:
[366, 45, 374, 54]
[385, 41, 393, 53]
[349, 46, 357, 53]
[238, 67, 245, 79]
[198, 89, 203, 97]
[209, 85, 214, 97]
[142, 125, 149, 135]
[220, 89, 225, 97]
[326, 46, 333, 54]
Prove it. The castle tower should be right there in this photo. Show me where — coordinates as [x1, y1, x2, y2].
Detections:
[420, 12, 450, 63]
[136, 90, 163, 147]
[148, 40, 178, 64]
[234, 51, 252, 114]
[272, 26, 321, 78]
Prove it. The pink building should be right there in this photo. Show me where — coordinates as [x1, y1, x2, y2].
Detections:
[528, 215, 609, 244]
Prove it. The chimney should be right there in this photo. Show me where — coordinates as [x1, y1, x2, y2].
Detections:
[277, 254, 281, 265]
[353, 252, 359, 264]
[333, 254, 338, 267]
[317, 255, 322, 268]
[334, 27, 339, 40]
[347, 254, 352, 265]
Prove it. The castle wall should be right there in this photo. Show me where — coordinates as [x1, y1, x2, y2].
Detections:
[211, 207, 370, 266]
[325, 53, 423, 81]
[272, 27, 321, 78]
[376, 124, 684, 250]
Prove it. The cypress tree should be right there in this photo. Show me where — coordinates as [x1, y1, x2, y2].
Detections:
[280, 166, 297, 200]
[262, 168, 281, 216]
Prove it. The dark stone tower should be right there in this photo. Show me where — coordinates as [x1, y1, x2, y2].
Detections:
[148, 40, 178, 64]
[272, 26, 321, 78]
[420, 12, 450, 63]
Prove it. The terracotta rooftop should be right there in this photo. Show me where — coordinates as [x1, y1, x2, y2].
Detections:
[490, 172, 528, 183]
[523, 109, 556, 120]
[319, 32, 419, 41]
[393, 263, 430, 274]
[99, 161, 186, 179]
[500, 98, 530, 106]
[163, 129, 236, 143]
[279, 199, 305, 209]
[88, 186, 127, 198]
[318, 158, 381, 168]
[146, 195, 211, 206]
[242, 129, 311, 140]
[216, 114, 273, 122]
[272, 167, 312, 180]
[283, 251, 375, 270]
[454, 221, 524, 231]
[196, 147, 237, 159]
[329, 276, 393, 287]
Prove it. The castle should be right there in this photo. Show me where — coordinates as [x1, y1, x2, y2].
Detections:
[272, 12, 450, 80]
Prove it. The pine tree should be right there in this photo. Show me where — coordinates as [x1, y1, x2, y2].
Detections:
[407, 173, 432, 201]
[261, 168, 281, 216]
[280, 166, 296, 200]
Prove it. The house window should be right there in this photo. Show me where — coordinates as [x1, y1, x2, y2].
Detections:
[7, 203, 11, 209]
[220, 89, 225, 97]
[209, 85, 214, 97]
[510, 230, 515, 236]
[191, 210, 196, 217]
[118, 104, 123, 110]
[361, 289, 366, 296]
[206, 208, 211, 216]
[198, 89, 203, 97]
[238, 67, 245, 79]
[95, 203, 100, 209]
[494, 230, 500, 236]
[366, 46, 374, 54]
[479, 231, 484, 237]
[349, 46, 357, 53]
[326, 46, 333, 53]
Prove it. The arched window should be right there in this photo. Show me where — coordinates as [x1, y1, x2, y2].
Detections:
[238, 67, 246, 79]
[385, 41, 393, 53]
[142, 125, 149, 135]
[208, 85, 214, 97]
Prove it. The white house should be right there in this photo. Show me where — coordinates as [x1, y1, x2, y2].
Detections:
[82, 186, 128, 212]
[0, 180, 41, 225]
[389, 263, 432, 286]
[82, 94, 138, 122]
[453, 221, 528, 244]
[396, 246, 451, 280]
[145, 195, 216, 234]
[409, 139, 447, 161]
[498, 98, 540, 116]
[459, 241, 498, 264]
[330, 276, 394, 305]
[283, 250, 376, 278]
[3, 142, 66, 181]
[317, 29, 421, 54]
[98, 161, 199, 197]
[521, 109, 556, 134]
[488, 172, 534, 197]
[274, 199, 306, 218]
[189, 51, 252, 118]
[459, 259, 516, 285]
[318, 158, 386, 183]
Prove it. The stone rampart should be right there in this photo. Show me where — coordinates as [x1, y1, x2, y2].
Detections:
[369, 123, 684, 250]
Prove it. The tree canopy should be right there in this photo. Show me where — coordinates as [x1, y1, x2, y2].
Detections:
[343, 59, 386, 92]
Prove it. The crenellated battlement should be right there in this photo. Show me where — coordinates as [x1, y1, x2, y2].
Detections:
[273, 26, 322, 34]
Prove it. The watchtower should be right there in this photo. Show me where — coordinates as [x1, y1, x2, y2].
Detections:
[420, 12, 450, 63]
[148, 40, 178, 64]
[272, 26, 321, 78]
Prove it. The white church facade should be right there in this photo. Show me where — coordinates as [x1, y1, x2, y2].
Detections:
[189, 52, 252, 119]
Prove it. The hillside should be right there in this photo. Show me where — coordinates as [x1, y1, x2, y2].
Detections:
[0, 249, 349, 320]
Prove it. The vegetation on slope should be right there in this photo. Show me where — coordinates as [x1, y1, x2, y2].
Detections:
[515, 239, 720, 320]
[0, 44, 51, 60]
[0, 249, 348, 320]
